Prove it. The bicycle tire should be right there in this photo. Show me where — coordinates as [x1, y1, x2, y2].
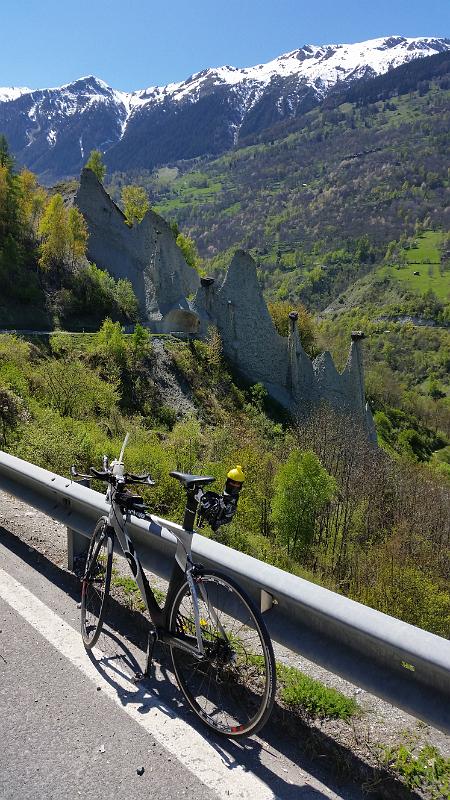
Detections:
[81, 518, 113, 649]
[168, 569, 276, 738]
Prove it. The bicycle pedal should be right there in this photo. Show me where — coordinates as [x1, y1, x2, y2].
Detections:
[132, 671, 145, 683]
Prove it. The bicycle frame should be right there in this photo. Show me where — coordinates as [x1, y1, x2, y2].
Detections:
[105, 482, 212, 660]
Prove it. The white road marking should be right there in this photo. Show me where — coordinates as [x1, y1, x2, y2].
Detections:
[0, 568, 276, 800]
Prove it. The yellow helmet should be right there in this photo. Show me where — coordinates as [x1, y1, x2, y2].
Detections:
[227, 465, 245, 483]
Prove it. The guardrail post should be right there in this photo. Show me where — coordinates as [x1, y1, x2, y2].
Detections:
[67, 478, 91, 572]
[260, 589, 276, 613]
[67, 527, 90, 572]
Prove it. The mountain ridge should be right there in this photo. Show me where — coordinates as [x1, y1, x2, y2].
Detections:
[1, 35, 449, 182]
[2, 36, 449, 105]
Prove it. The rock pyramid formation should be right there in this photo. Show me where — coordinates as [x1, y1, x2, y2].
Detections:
[194, 252, 376, 441]
[75, 175, 376, 440]
[75, 169, 200, 330]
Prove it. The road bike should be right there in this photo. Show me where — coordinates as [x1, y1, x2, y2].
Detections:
[71, 435, 276, 738]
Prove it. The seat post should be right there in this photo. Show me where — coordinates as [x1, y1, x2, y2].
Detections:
[183, 487, 199, 532]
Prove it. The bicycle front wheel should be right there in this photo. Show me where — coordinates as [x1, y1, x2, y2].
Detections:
[81, 518, 113, 649]
[168, 569, 276, 737]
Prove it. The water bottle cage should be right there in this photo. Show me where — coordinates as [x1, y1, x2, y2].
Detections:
[197, 491, 239, 531]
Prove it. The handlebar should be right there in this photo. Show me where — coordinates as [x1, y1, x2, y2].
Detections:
[90, 467, 111, 481]
[70, 465, 92, 481]
[70, 465, 155, 486]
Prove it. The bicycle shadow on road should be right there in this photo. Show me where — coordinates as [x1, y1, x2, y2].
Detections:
[0, 525, 420, 800]
[85, 626, 182, 725]
[86, 626, 324, 800]
[86, 624, 384, 800]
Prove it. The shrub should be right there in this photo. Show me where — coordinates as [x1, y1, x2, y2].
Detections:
[0, 334, 32, 370]
[363, 564, 450, 638]
[16, 407, 105, 475]
[33, 359, 119, 419]
[0, 386, 27, 445]
[67, 264, 138, 323]
[271, 449, 336, 559]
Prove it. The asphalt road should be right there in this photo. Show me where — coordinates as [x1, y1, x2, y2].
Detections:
[0, 529, 366, 800]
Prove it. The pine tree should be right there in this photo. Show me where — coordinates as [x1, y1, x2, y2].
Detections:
[0, 136, 21, 243]
[0, 134, 14, 170]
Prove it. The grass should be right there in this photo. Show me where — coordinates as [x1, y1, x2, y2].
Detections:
[405, 231, 443, 264]
[154, 175, 225, 217]
[381, 86, 450, 128]
[376, 231, 450, 302]
[381, 743, 450, 799]
[276, 663, 360, 721]
[237, 654, 359, 721]
[111, 570, 166, 611]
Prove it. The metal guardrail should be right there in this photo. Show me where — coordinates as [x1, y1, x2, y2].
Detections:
[0, 450, 449, 734]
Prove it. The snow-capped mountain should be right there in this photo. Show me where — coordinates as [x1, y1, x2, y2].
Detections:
[1, 36, 448, 183]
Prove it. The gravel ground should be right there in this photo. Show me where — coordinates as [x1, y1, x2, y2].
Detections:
[1, 488, 449, 795]
[151, 338, 197, 417]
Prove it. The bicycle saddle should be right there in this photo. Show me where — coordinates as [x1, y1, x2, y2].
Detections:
[170, 471, 215, 489]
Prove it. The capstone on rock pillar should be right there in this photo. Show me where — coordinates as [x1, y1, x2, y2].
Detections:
[200, 276, 215, 315]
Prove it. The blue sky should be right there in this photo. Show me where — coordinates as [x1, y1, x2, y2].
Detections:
[3, 0, 449, 90]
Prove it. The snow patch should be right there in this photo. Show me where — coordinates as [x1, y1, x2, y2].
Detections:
[0, 86, 31, 102]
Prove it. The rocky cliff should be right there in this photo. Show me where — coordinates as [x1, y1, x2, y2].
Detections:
[75, 168, 200, 327]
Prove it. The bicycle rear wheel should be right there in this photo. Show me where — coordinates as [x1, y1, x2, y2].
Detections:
[168, 569, 276, 737]
[81, 518, 113, 649]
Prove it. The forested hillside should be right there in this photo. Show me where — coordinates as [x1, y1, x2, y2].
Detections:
[0, 327, 449, 637]
[0, 137, 138, 329]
